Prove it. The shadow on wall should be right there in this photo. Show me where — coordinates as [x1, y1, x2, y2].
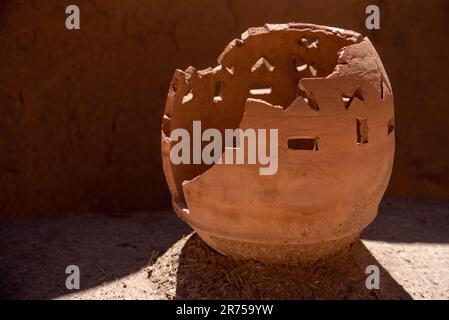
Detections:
[1, 0, 449, 217]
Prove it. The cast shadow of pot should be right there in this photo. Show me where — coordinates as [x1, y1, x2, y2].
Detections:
[175, 234, 412, 300]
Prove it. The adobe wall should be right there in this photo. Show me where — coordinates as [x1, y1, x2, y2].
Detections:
[1, 0, 448, 217]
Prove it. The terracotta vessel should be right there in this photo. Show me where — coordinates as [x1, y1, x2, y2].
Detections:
[161, 23, 395, 264]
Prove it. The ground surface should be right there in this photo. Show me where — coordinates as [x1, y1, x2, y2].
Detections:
[1, 198, 448, 300]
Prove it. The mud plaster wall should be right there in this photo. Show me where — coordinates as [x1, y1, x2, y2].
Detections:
[0, 0, 448, 218]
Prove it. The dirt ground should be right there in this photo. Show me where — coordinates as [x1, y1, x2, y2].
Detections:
[1, 198, 448, 300]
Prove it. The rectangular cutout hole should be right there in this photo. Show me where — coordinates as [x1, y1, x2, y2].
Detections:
[250, 84, 272, 95]
[214, 81, 224, 103]
[381, 81, 384, 99]
[356, 118, 369, 144]
[295, 58, 308, 72]
[288, 137, 318, 151]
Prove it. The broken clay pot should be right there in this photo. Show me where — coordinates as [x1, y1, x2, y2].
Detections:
[161, 23, 395, 264]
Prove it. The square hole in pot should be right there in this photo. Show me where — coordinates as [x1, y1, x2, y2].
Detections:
[288, 137, 318, 151]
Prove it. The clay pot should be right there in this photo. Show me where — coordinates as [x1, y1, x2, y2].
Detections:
[161, 23, 395, 264]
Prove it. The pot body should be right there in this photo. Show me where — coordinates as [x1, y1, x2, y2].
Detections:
[162, 23, 395, 264]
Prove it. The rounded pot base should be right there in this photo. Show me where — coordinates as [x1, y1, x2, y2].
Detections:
[196, 231, 360, 265]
